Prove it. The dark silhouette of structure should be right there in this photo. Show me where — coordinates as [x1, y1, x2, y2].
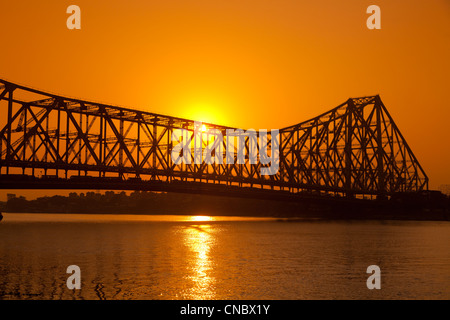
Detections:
[0, 79, 428, 201]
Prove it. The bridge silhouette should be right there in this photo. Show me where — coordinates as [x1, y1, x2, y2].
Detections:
[0, 79, 428, 202]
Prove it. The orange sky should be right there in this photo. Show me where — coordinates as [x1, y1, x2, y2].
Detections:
[0, 0, 449, 199]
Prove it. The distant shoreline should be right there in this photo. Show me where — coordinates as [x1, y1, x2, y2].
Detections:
[2, 190, 449, 222]
[2, 210, 448, 222]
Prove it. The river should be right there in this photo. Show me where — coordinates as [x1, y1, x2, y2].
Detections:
[0, 213, 449, 300]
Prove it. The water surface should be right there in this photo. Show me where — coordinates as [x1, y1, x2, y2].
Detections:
[0, 213, 449, 300]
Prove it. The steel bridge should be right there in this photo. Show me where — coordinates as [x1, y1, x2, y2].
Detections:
[0, 79, 428, 200]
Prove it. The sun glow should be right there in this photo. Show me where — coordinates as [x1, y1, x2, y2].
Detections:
[184, 99, 228, 128]
[190, 216, 214, 222]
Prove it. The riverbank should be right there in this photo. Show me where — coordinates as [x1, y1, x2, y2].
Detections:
[2, 190, 449, 221]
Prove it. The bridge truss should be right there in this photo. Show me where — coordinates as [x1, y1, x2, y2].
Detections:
[0, 79, 428, 198]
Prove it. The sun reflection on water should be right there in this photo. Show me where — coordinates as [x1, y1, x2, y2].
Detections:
[182, 221, 216, 299]
[189, 216, 214, 222]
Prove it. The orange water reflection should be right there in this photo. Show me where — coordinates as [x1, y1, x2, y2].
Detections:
[2, 213, 275, 223]
[181, 223, 216, 299]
